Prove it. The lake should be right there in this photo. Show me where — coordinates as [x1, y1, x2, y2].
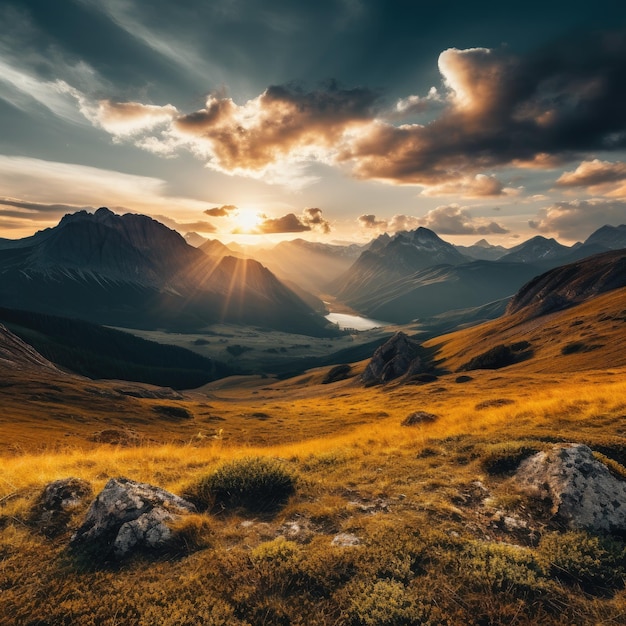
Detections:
[325, 312, 389, 331]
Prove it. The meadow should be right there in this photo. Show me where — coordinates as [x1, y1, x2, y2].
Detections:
[2, 288, 626, 625]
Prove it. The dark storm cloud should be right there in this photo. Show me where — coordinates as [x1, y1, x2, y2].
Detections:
[77, 27, 626, 192]
[204, 204, 237, 217]
[346, 30, 626, 185]
[254, 208, 331, 234]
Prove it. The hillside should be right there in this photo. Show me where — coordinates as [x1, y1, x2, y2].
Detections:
[0, 307, 234, 389]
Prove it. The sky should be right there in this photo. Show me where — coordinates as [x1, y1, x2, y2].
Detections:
[1, 0, 626, 246]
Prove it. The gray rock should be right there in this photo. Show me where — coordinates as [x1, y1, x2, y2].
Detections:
[30, 477, 93, 537]
[70, 477, 196, 561]
[361, 332, 427, 386]
[514, 443, 626, 532]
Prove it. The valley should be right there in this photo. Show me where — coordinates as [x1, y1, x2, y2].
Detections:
[2, 211, 626, 625]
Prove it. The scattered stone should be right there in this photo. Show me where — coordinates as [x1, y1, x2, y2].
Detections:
[70, 477, 196, 562]
[361, 332, 430, 385]
[514, 443, 626, 533]
[458, 342, 533, 372]
[322, 364, 352, 384]
[402, 411, 439, 426]
[408, 373, 439, 384]
[455, 375, 473, 383]
[332, 532, 361, 547]
[30, 478, 93, 538]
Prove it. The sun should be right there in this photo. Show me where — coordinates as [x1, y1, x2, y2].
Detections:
[233, 208, 263, 233]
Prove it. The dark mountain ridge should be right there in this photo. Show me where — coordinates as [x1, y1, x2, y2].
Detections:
[0, 208, 336, 336]
[506, 248, 626, 320]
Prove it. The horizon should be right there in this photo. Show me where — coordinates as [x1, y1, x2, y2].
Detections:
[2, 205, 619, 251]
[1, 2, 626, 246]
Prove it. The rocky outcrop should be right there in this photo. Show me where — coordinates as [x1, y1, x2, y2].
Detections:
[30, 478, 93, 538]
[514, 444, 626, 533]
[70, 477, 196, 561]
[361, 332, 428, 385]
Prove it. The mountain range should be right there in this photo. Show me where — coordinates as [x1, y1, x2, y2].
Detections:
[327, 224, 626, 324]
[0, 208, 336, 336]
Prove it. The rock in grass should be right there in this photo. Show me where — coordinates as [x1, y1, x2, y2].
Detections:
[70, 477, 196, 562]
[402, 411, 439, 426]
[30, 478, 93, 538]
[361, 332, 427, 386]
[514, 444, 626, 533]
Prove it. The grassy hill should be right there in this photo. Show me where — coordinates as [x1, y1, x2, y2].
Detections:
[2, 289, 626, 624]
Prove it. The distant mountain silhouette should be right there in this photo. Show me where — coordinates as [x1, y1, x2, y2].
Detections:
[454, 239, 508, 261]
[507, 249, 626, 320]
[497, 236, 572, 264]
[342, 260, 541, 324]
[0, 208, 336, 336]
[583, 224, 626, 250]
[329, 227, 468, 304]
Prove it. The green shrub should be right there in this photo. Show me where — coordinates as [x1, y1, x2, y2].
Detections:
[187, 457, 296, 513]
[344, 579, 449, 626]
[538, 531, 626, 594]
[458, 540, 548, 597]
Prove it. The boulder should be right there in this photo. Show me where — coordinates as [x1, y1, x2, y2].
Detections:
[70, 477, 196, 561]
[514, 444, 626, 533]
[30, 478, 93, 538]
[361, 332, 427, 386]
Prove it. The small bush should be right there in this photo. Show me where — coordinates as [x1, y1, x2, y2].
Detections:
[187, 457, 296, 513]
[344, 579, 450, 626]
[538, 531, 626, 594]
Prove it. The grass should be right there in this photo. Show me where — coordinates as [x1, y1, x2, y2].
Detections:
[2, 289, 626, 624]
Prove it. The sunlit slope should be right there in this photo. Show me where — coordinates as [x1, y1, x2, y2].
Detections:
[425, 286, 626, 374]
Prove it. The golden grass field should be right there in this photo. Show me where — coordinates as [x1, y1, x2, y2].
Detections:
[1, 288, 626, 625]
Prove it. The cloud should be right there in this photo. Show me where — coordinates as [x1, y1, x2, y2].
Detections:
[92, 100, 178, 136]
[154, 215, 216, 233]
[358, 214, 387, 229]
[171, 82, 379, 182]
[204, 204, 237, 217]
[556, 159, 626, 197]
[62, 28, 626, 189]
[420, 174, 507, 197]
[252, 207, 331, 234]
[0, 155, 227, 238]
[302, 207, 331, 233]
[419, 204, 509, 235]
[529, 199, 626, 240]
[357, 205, 508, 236]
